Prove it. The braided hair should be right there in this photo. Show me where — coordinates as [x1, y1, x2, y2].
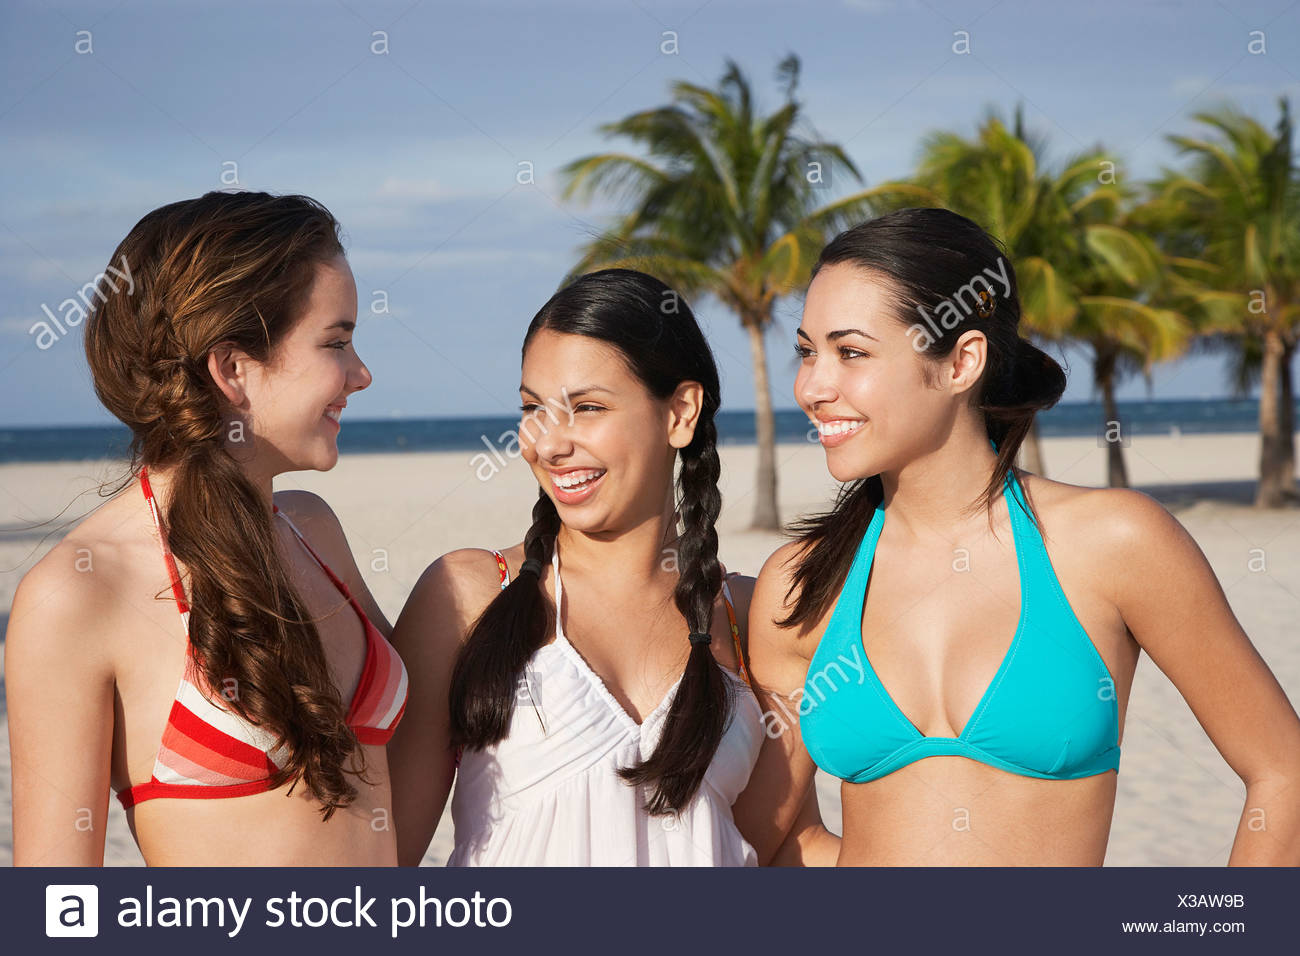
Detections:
[84, 191, 366, 817]
[448, 268, 732, 815]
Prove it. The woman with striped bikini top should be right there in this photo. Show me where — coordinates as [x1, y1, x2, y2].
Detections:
[8, 192, 408, 866]
[118, 466, 408, 809]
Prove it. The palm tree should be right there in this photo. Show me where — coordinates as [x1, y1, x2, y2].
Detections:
[1069, 265, 1191, 486]
[558, 55, 928, 529]
[1144, 98, 1300, 507]
[900, 106, 1190, 485]
[1061, 192, 1193, 487]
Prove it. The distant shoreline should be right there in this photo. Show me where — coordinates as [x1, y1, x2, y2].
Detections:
[0, 398, 1294, 465]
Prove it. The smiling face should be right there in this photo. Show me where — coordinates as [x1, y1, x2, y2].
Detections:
[796, 263, 972, 483]
[241, 254, 371, 474]
[518, 329, 684, 535]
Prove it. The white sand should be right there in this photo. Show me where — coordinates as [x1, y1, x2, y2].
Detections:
[2, 431, 1297, 865]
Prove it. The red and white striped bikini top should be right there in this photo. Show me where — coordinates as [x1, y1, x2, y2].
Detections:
[117, 466, 408, 809]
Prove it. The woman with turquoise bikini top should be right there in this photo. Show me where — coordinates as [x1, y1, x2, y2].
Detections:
[732, 207, 1300, 866]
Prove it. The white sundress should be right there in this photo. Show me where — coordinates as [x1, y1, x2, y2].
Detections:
[447, 548, 764, 866]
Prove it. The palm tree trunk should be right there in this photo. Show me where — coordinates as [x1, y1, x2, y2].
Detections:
[1097, 349, 1129, 489]
[1255, 328, 1291, 507]
[743, 311, 780, 530]
[1280, 335, 1295, 494]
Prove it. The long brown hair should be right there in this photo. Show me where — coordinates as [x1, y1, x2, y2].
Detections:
[780, 207, 1067, 631]
[448, 269, 732, 815]
[84, 190, 363, 818]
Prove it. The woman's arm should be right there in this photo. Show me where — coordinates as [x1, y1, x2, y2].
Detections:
[769, 784, 840, 866]
[386, 549, 500, 866]
[1104, 489, 1300, 865]
[732, 542, 841, 866]
[6, 552, 115, 865]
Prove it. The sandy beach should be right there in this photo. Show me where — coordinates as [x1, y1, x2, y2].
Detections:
[2, 430, 1297, 866]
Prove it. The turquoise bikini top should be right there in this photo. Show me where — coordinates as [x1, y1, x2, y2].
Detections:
[800, 469, 1120, 783]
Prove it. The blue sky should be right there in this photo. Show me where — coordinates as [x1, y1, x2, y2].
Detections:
[2, 0, 1297, 427]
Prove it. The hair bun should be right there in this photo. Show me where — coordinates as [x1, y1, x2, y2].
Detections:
[1008, 338, 1066, 411]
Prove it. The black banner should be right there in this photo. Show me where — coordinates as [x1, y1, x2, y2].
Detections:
[7, 867, 1295, 954]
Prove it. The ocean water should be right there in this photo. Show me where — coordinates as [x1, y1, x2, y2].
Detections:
[0, 398, 1289, 464]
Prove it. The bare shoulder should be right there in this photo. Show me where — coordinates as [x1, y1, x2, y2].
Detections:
[1017, 472, 1186, 554]
[272, 489, 347, 549]
[12, 539, 103, 629]
[749, 539, 822, 658]
[271, 488, 379, 588]
[752, 540, 810, 615]
[756, 539, 807, 587]
[432, 544, 525, 588]
[7, 521, 130, 676]
[406, 544, 525, 632]
[272, 487, 332, 516]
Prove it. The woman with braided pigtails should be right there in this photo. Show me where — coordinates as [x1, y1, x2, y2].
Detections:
[389, 268, 836, 865]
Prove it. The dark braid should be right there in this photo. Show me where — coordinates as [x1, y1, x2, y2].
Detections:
[449, 268, 729, 815]
[448, 490, 560, 747]
[618, 415, 733, 813]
